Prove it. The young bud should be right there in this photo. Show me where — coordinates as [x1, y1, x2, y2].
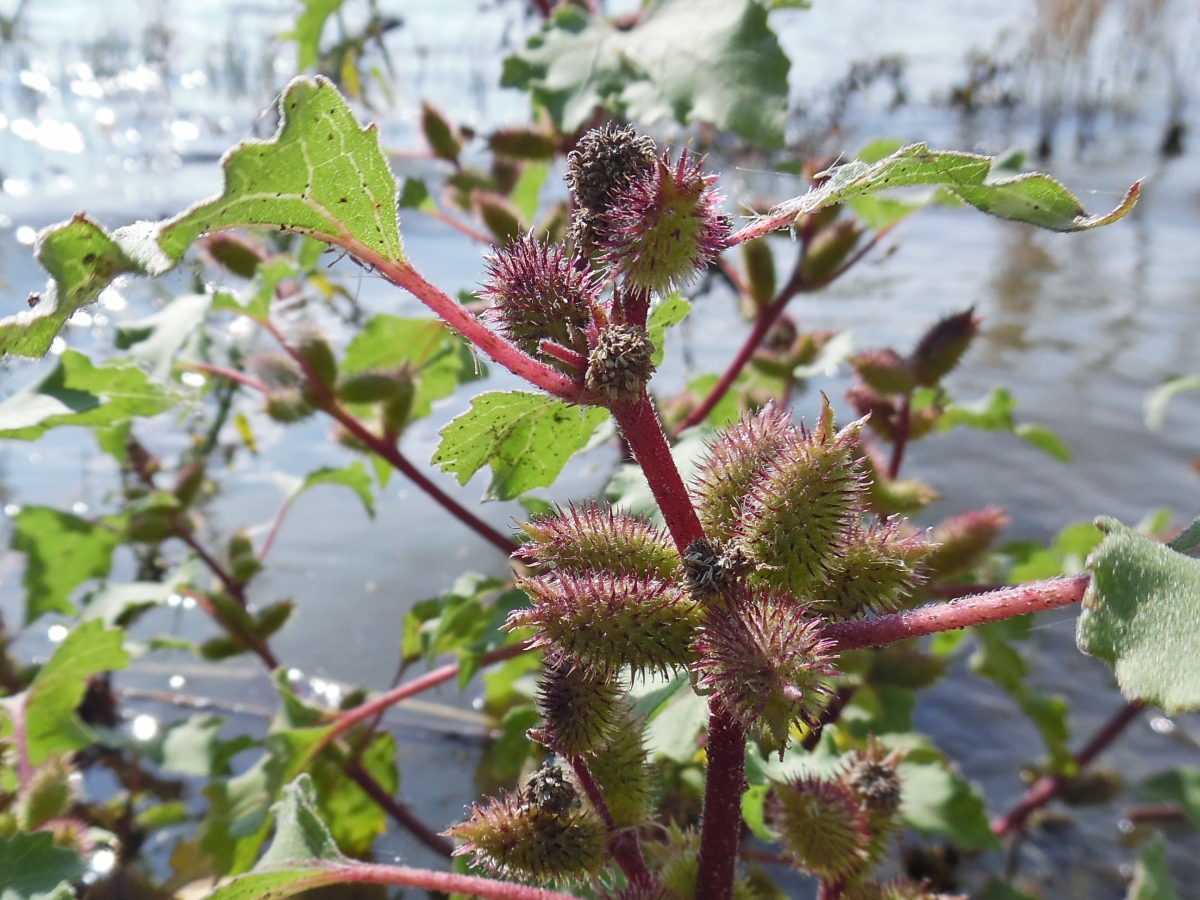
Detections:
[737, 400, 867, 597]
[173, 462, 207, 508]
[336, 369, 411, 405]
[518, 503, 680, 582]
[649, 825, 760, 900]
[476, 191, 528, 246]
[801, 219, 862, 287]
[511, 571, 698, 680]
[265, 388, 315, 423]
[695, 588, 836, 752]
[565, 123, 657, 250]
[296, 335, 337, 390]
[767, 776, 873, 882]
[380, 374, 416, 436]
[480, 234, 598, 363]
[17, 754, 75, 830]
[843, 745, 904, 819]
[846, 385, 898, 443]
[599, 151, 731, 294]
[852, 349, 916, 396]
[910, 308, 980, 387]
[249, 351, 303, 389]
[420, 100, 463, 163]
[810, 519, 931, 619]
[583, 707, 653, 828]
[741, 237, 776, 310]
[585, 323, 656, 405]
[489, 125, 558, 161]
[446, 790, 607, 885]
[924, 507, 1009, 580]
[201, 233, 263, 278]
[536, 657, 622, 755]
[227, 529, 262, 586]
[691, 403, 796, 544]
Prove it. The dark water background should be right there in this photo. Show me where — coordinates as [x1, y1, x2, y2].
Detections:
[0, 0, 1199, 896]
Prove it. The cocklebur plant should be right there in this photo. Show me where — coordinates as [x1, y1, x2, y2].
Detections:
[1, 58, 1188, 900]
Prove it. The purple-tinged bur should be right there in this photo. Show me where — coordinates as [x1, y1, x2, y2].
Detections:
[735, 399, 868, 597]
[690, 403, 796, 545]
[516, 502, 680, 581]
[534, 656, 622, 756]
[480, 234, 600, 367]
[582, 705, 653, 828]
[810, 518, 931, 620]
[840, 739, 907, 870]
[445, 779, 607, 885]
[599, 150, 732, 295]
[910, 307, 981, 387]
[923, 506, 1010, 580]
[766, 775, 874, 882]
[695, 588, 836, 753]
[851, 348, 916, 396]
[510, 570, 698, 680]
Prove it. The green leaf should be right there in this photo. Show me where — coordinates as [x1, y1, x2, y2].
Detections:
[1145, 374, 1200, 432]
[115, 292, 213, 380]
[741, 784, 772, 841]
[0, 214, 144, 358]
[397, 177, 435, 212]
[158, 714, 232, 778]
[23, 620, 130, 764]
[504, 0, 790, 148]
[1127, 834, 1181, 900]
[13, 506, 122, 623]
[277, 462, 376, 519]
[290, 0, 345, 70]
[259, 775, 345, 868]
[433, 391, 608, 501]
[647, 292, 691, 366]
[510, 161, 549, 221]
[644, 686, 707, 763]
[158, 77, 403, 266]
[765, 143, 1140, 233]
[0, 832, 84, 900]
[937, 388, 1070, 461]
[0, 350, 173, 440]
[340, 314, 480, 420]
[606, 426, 713, 525]
[1140, 768, 1200, 828]
[898, 758, 1002, 851]
[1079, 517, 1200, 713]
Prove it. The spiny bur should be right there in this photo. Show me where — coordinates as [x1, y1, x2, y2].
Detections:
[851, 348, 916, 396]
[534, 657, 622, 756]
[694, 588, 836, 753]
[566, 123, 658, 250]
[691, 403, 796, 544]
[480, 234, 599, 366]
[516, 503, 680, 582]
[649, 825, 761, 900]
[736, 399, 867, 597]
[510, 570, 698, 680]
[579, 704, 653, 828]
[599, 149, 731, 295]
[767, 776, 873, 882]
[680, 538, 752, 602]
[841, 739, 906, 869]
[446, 772, 607, 886]
[810, 518, 931, 619]
[585, 323, 656, 406]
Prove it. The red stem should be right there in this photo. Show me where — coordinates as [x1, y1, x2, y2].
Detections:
[182, 361, 268, 393]
[887, 393, 911, 480]
[822, 576, 1090, 651]
[175, 529, 250, 607]
[429, 208, 496, 245]
[317, 862, 580, 899]
[348, 252, 583, 402]
[317, 641, 531, 757]
[991, 699, 1145, 836]
[695, 708, 747, 900]
[257, 320, 518, 555]
[343, 759, 455, 857]
[610, 392, 705, 550]
[568, 755, 655, 887]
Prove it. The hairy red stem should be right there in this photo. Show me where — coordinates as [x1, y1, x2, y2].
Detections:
[343, 759, 455, 857]
[315, 862, 580, 898]
[611, 392, 705, 549]
[349, 251, 583, 402]
[695, 708, 748, 900]
[887, 393, 912, 480]
[823, 576, 1089, 651]
[992, 699, 1145, 836]
[318, 641, 531, 757]
[568, 755, 655, 887]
